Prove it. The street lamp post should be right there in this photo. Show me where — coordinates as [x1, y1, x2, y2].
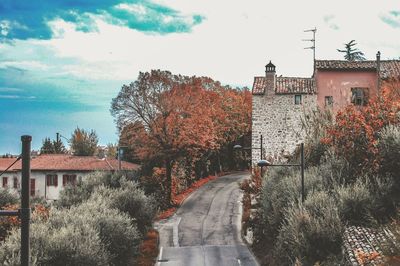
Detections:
[233, 134, 264, 160]
[258, 143, 305, 202]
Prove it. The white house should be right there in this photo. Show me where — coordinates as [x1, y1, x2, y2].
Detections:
[0, 154, 140, 200]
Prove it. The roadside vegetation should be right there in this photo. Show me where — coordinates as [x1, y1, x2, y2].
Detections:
[0, 171, 157, 265]
[244, 79, 400, 265]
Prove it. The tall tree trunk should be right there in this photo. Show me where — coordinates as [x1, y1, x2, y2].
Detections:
[165, 159, 173, 206]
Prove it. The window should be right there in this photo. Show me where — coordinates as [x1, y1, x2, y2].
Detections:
[351, 88, 369, 106]
[325, 96, 333, 107]
[294, 95, 302, 105]
[13, 177, 18, 189]
[46, 174, 58, 187]
[30, 179, 35, 197]
[2, 177, 8, 188]
[63, 174, 77, 186]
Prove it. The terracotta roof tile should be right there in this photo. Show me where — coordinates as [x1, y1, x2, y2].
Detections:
[252, 76, 267, 94]
[315, 60, 400, 79]
[252, 76, 315, 95]
[1, 154, 140, 172]
[0, 158, 20, 172]
[276, 77, 316, 94]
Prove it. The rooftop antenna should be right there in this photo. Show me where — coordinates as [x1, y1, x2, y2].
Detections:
[303, 27, 317, 75]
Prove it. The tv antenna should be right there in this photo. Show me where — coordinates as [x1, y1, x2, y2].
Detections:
[303, 27, 317, 73]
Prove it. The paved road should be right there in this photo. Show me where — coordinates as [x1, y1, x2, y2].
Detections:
[155, 172, 259, 266]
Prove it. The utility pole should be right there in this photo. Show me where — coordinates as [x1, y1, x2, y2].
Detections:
[21, 135, 31, 266]
[303, 27, 317, 75]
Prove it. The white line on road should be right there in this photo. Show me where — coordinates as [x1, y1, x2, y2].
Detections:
[157, 246, 163, 266]
[173, 217, 181, 247]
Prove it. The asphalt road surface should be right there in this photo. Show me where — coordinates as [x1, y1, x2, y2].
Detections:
[155, 172, 259, 266]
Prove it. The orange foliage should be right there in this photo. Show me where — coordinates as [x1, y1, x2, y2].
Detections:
[136, 229, 159, 266]
[323, 83, 400, 174]
[355, 249, 381, 265]
[0, 204, 49, 242]
[113, 70, 251, 203]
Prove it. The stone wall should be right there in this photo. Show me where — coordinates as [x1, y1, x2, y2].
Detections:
[251, 93, 317, 165]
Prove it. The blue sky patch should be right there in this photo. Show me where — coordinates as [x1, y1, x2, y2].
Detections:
[0, 0, 204, 40]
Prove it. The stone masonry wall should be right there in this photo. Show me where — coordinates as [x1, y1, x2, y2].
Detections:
[252, 93, 317, 165]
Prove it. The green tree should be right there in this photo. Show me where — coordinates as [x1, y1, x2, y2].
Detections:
[70, 127, 98, 156]
[53, 139, 67, 154]
[337, 40, 366, 61]
[40, 137, 54, 154]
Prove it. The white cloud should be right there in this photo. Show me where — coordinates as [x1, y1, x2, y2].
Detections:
[4, 0, 400, 86]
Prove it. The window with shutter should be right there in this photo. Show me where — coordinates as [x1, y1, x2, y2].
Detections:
[46, 174, 58, 187]
[13, 177, 18, 189]
[2, 177, 8, 188]
[62, 174, 77, 186]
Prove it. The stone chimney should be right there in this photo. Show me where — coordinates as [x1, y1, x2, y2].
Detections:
[376, 51, 381, 91]
[265, 61, 276, 93]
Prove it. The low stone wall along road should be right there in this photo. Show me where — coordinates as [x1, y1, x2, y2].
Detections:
[155, 172, 259, 266]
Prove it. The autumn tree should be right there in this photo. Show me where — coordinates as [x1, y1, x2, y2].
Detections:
[70, 127, 98, 156]
[111, 70, 251, 204]
[322, 79, 400, 176]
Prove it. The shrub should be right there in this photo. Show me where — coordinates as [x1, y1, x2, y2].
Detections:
[274, 191, 343, 265]
[260, 166, 325, 237]
[368, 175, 398, 222]
[56, 171, 138, 208]
[334, 178, 375, 226]
[379, 124, 400, 179]
[0, 188, 18, 208]
[101, 181, 157, 235]
[57, 197, 141, 265]
[0, 222, 110, 266]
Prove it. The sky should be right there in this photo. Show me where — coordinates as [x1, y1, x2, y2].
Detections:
[0, 0, 399, 154]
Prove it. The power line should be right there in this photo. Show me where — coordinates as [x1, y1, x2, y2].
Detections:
[0, 156, 21, 178]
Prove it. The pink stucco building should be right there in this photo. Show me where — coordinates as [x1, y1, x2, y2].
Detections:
[251, 53, 400, 163]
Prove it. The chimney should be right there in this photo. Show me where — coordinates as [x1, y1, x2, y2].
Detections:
[265, 61, 276, 93]
[376, 51, 381, 91]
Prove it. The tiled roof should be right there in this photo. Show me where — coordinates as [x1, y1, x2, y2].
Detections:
[276, 77, 316, 94]
[315, 60, 400, 79]
[252, 76, 315, 95]
[252, 76, 268, 95]
[0, 154, 140, 172]
[0, 158, 19, 172]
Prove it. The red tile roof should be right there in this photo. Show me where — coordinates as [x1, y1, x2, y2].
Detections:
[252, 76, 268, 94]
[252, 76, 315, 95]
[1, 154, 140, 172]
[276, 77, 316, 94]
[315, 60, 400, 79]
[0, 158, 20, 172]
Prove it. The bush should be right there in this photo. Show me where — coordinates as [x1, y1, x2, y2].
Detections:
[260, 166, 325, 237]
[55, 197, 141, 265]
[96, 181, 157, 235]
[0, 188, 18, 208]
[0, 222, 110, 266]
[274, 191, 343, 265]
[379, 124, 400, 179]
[0, 199, 141, 266]
[334, 178, 375, 226]
[56, 171, 138, 208]
[368, 175, 398, 223]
